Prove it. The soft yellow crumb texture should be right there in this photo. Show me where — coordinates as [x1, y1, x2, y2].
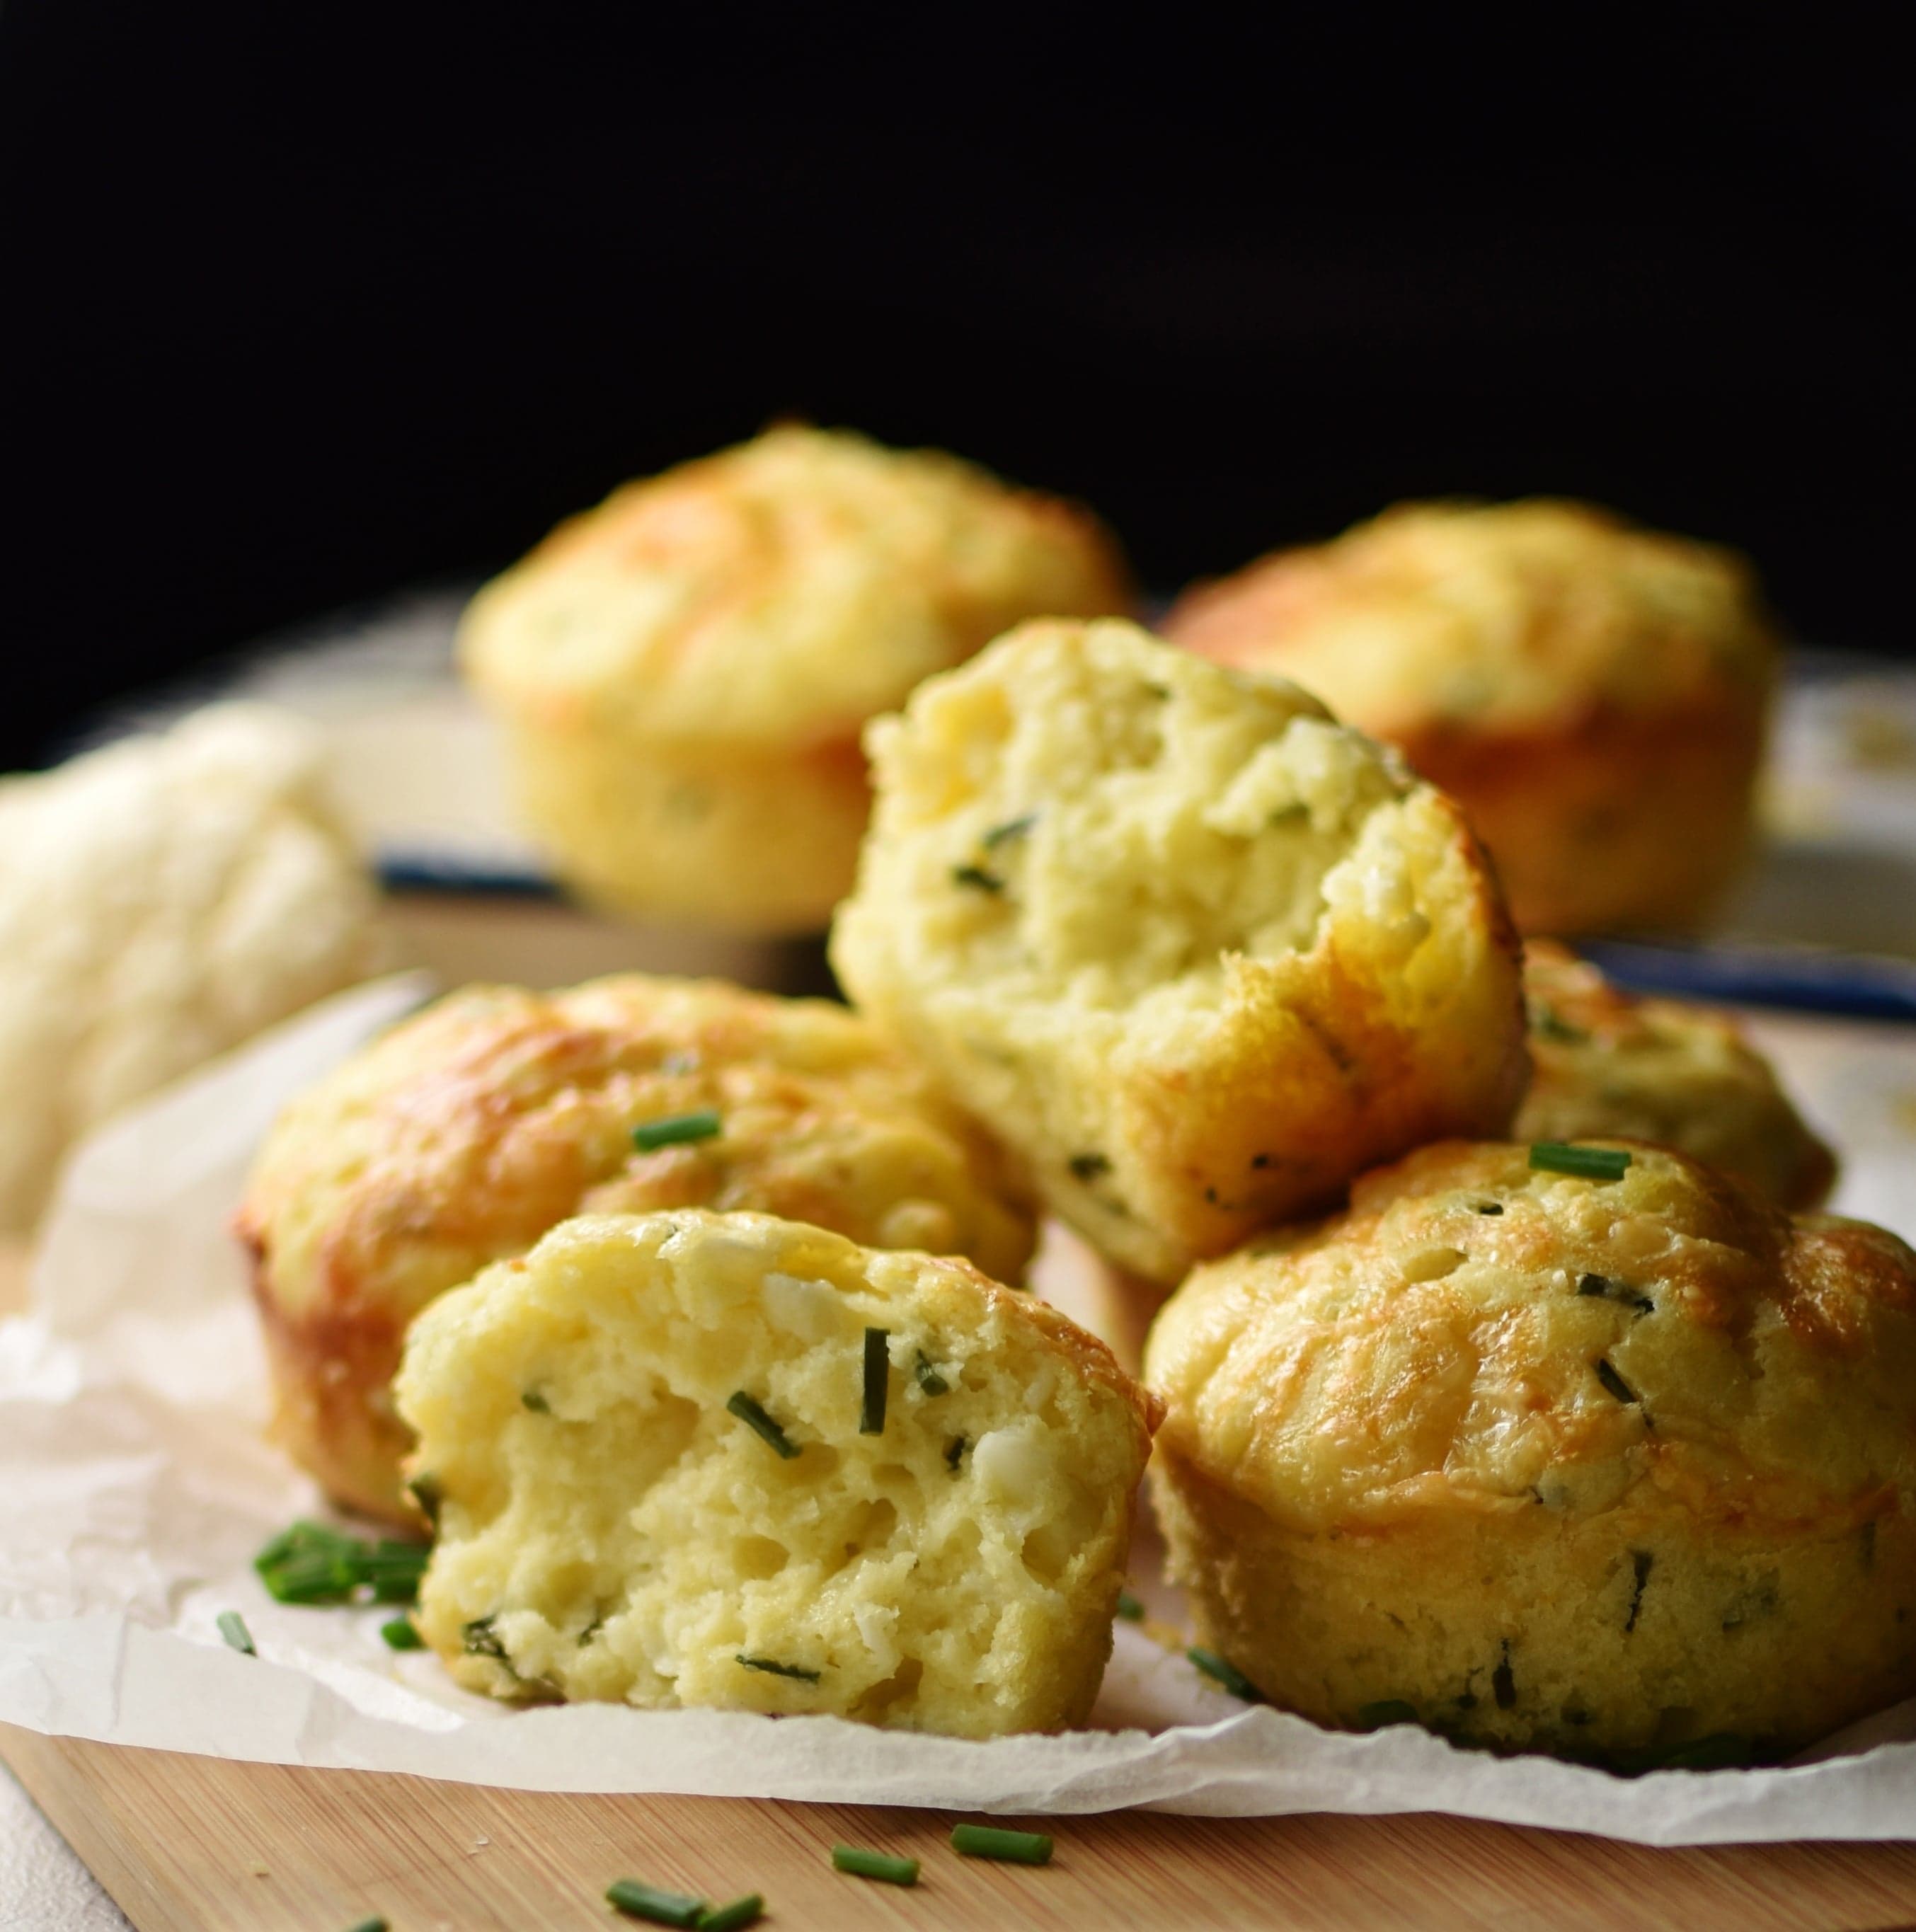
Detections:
[396, 1209, 1159, 1737]
[831, 618, 1527, 1282]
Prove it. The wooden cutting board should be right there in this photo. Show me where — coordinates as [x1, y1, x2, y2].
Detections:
[8, 1723, 1916, 1932]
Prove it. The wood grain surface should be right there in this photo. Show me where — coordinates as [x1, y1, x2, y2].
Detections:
[7, 1723, 1916, 1932]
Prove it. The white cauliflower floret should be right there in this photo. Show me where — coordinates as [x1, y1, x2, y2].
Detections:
[0, 703, 383, 1229]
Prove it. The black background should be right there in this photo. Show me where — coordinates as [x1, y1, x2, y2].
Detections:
[4, 7, 1910, 769]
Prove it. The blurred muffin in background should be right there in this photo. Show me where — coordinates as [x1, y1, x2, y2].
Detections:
[0, 704, 384, 1233]
[238, 972, 1037, 1523]
[1520, 941, 1835, 1210]
[459, 425, 1132, 935]
[1166, 500, 1779, 936]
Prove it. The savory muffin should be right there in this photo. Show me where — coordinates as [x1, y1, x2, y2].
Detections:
[1165, 499, 1779, 936]
[396, 1209, 1159, 1737]
[0, 703, 383, 1232]
[459, 425, 1131, 933]
[237, 974, 1036, 1524]
[1146, 1139, 1916, 1766]
[830, 617, 1529, 1285]
[1521, 941, 1835, 1209]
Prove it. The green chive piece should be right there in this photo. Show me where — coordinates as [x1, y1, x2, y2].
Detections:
[736, 1653, 820, 1684]
[381, 1616, 423, 1650]
[463, 1616, 507, 1660]
[727, 1391, 800, 1459]
[951, 863, 1004, 894]
[1473, 1200, 1504, 1215]
[698, 1894, 764, 1931]
[951, 1824, 1053, 1865]
[522, 1388, 551, 1413]
[1115, 1591, 1145, 1622]
[1067, 1152, 1111, 1182]
[860, 1327, 890, 1435]
[1355, 1698, 1419, 1730]
[1654, 1732, 1754, 1772]
[1595, 1357, 1640, 1405]
[1188, 1647, 1263, 1702]
[1530, 1005, 1590, 1045]
[607, 1879, 708, 1926]
[217, 1611, 255, 1656]
[407, 1476, 442, 1526]
[632, 1110, 723, 1152]
[913, 1349, 949, 1396]
[981, 813, 1036, 849]
[343, 1919, 389, 1932]
[831, 1845, 919, 1885]
[1529, 1142, 1632, 1181]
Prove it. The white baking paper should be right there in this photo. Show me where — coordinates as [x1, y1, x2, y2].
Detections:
[6, 974, 1916, 1845]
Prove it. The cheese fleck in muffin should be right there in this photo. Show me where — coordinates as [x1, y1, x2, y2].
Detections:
[238, 975, 1036, 1524]
[830, 618, 1528, 1285]
[396, 1209, 1159, 1737]
[1146, 1140, 1916, 1766]
[1520, 942, 1835, 1209]
[459, 425, 1132, 933]
[1166, 500, 1779, 936]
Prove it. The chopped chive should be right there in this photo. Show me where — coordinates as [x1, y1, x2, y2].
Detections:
[381, 1616, 423, 1650]
[1067, 1152, 1111, 1182]
[1579, 1273, 1656, 1315]
[951, 1824, 1053, 1865]
[1355, 1699, 1419, 1730]
[343, 1920, 389, 1932]
[522, 1388, 551, 1413]
[1529, 1142, 1631, 1181]
[860, 1327, 890, 1436]
[726, 1391, 800, 1459]
[951, 863, 1004, 894]
[1188, 1648, 1263, 1701]
[1595, 1357, 1639, 1405]
[607, 1879, 708, 1926]
[1115, 1590, 1145, 1622]
[463, 1616, 507, 1660]
[831, 1845, 919, 1885]
[1624, 1551, 1653, 1634]
[217, 1611, 255, 1656]
[699, 1895, 764, 1932]
[1652, 1732, 1754, 1772]
[913, 1350, 949, 1396]
[1473, 1201, 1503, 1215]
[945, 1434, 967, 1471]
[1530, 1004, 1590, 1045]
[257, 1548, 361, 1605]
[407, 1476, 442, 1526]
[736, 1654, 820, 1684]
[981, 812, 1036, 849]
[632, 1110, 723, 1152]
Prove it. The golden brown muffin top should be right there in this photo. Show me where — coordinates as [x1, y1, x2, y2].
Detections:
[1520, 942, 1835, 1209]
[459, 425, 1131, 747]
[1166, 498, 1778, 735]
[1146, 1140, 1916, 1536]
[239, 974, 1037, 1334]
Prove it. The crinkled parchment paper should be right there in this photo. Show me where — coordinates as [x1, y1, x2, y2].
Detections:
[5, 976, 1916, 1844]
